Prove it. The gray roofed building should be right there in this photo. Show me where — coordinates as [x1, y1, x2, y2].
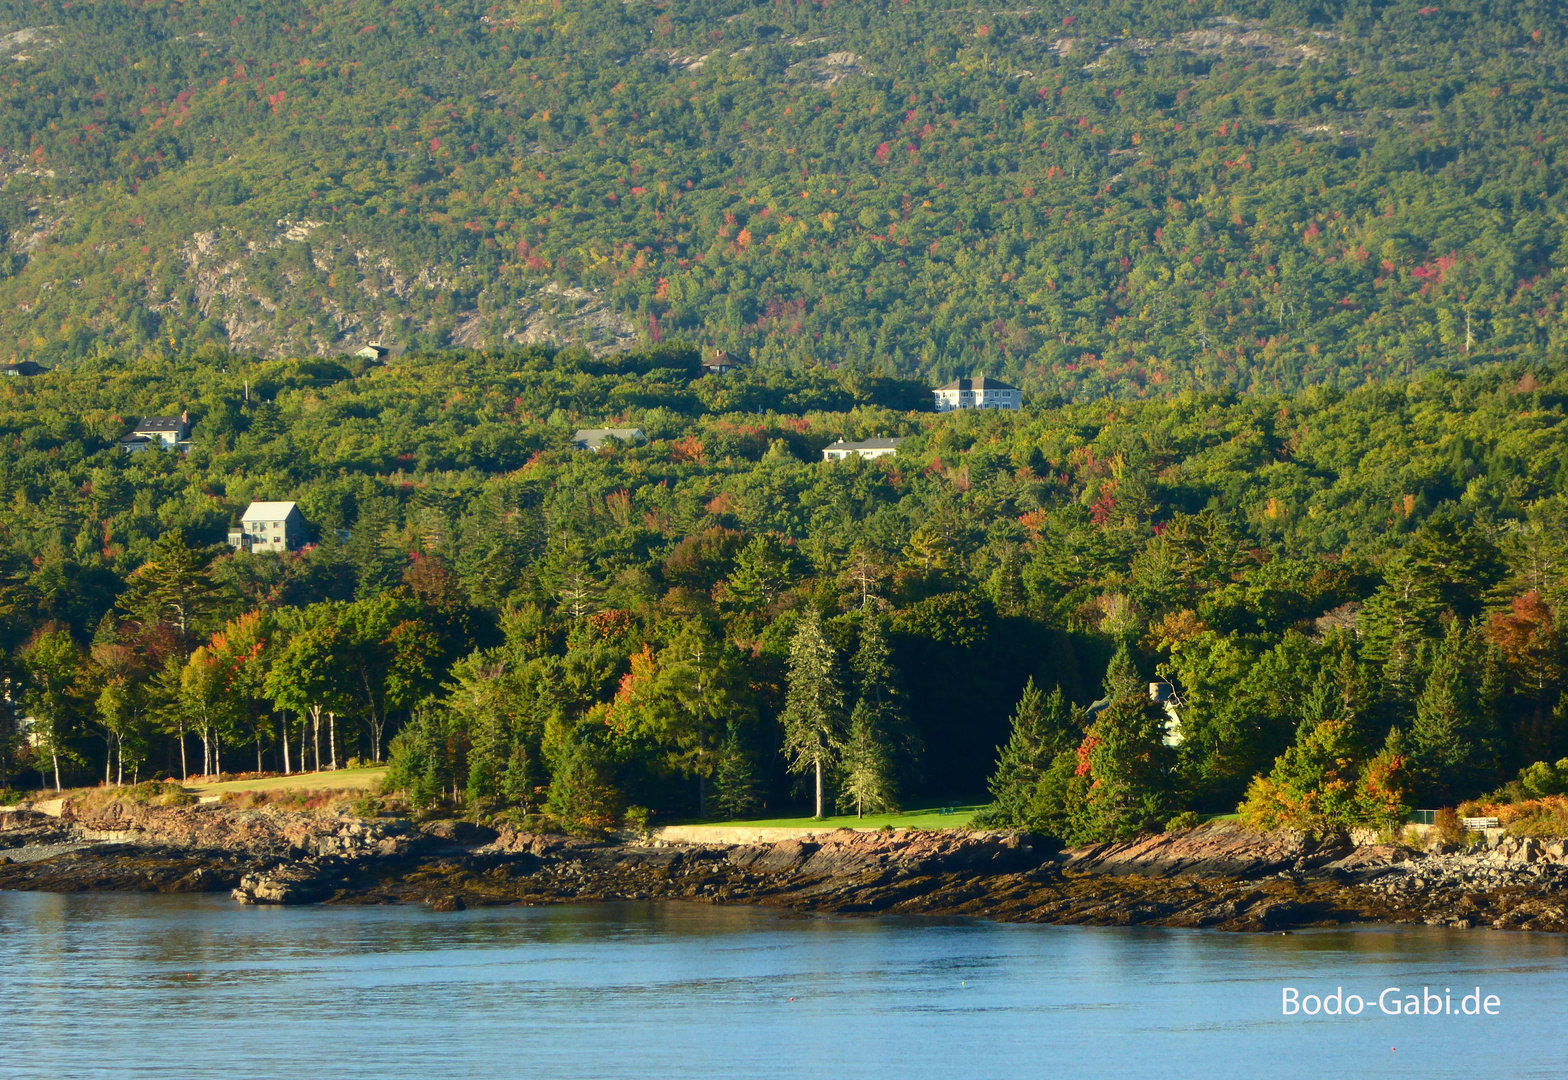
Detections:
[229, 501, 307, 553]
[823, 436, 903, 462]
[933, 376, 1021, 412]
[571, 427, 647, 452]
[121, 411, 190, 452]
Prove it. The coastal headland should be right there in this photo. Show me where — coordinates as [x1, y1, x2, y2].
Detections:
[2, 797, 1565, 933]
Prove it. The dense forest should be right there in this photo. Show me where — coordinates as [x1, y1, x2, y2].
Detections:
[1, 0, 1567, 397]
[4, 346, 1568, 841]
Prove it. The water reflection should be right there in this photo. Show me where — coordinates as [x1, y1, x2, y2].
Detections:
[1, 892, 1564, 1080]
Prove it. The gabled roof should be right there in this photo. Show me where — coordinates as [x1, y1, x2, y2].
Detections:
[241, 501, 301, 522]
[935, 377, 1018, 392]
[135, 415, 186, 432]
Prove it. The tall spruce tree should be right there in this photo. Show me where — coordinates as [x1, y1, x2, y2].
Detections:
[712, 724, 763, 819]
[780, 608, 845, 818]
[978, 678, 1074, 828]
[1103, 642, 1145, 703]
[839, 700, 897, 817]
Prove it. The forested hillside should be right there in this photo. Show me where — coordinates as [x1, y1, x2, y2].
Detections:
[5, 349, 1568, 838]
[2, 0, 1566, 395]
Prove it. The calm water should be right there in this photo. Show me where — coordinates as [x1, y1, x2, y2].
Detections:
[2, 893, 1566, 1080]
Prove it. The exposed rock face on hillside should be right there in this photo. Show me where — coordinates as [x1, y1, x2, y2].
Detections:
[3, 801, 1566, 933]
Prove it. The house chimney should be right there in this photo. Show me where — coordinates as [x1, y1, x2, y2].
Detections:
[180, 409, 189, 425]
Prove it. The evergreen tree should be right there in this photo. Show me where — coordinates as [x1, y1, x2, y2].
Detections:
[545, 733, 620, 837]
[989, 546, 1027, 615]
[723, 535, 795, 612]
[1411, 619, 1496, 800]
[780, 608, 845, 818]
[976, 678, 1074, 828]
[114, 530, 218, 654]
[1073, 695, 1177, 842]
[838, 700, 898, 818]
[712, 724, 763, 819]
[1102, 642, 1145, 703]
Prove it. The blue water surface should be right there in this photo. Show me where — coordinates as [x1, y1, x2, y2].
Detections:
[1, 891, 1564, 1080]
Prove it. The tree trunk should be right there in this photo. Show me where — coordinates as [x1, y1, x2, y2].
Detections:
[328, 712, 337, 770]
[213, 731, 221, 777]
[201, 727, 211, 778]
[179, 727, 188, 783]
[282, 714, 291, 776]
[312, 708, 322, 773]
[52, 750, 61, 793]
[814, 756, 823, 819]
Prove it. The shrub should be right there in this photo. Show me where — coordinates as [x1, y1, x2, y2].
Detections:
[352, 794, 384, 820]
[160, 786, 197, 807]
[622, 805, 651, 835]
[1164, 810, 1204, 832]
[1432, 807, 1465, 846]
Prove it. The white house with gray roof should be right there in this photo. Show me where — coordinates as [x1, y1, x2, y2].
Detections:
[229, 501, 307, 553]
[822, 437, 903, 462]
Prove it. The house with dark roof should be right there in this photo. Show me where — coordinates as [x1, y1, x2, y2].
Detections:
[120, 411, 191, 453]
[933, 376, 1021, 412]
[0, 361, 45, 377]
[822, 436, 903, 462]
[354, 342, 391, 362]
[702, 352, 739, 375]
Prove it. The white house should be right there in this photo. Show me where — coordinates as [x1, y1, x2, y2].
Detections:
[355, 343, 390, 362]
[822, 437, 903, 462]
[229, 501, 308, 553]
[120, 411, 191, 453]
[571, 428, 647, 452]
[933, 377, 1021, 412]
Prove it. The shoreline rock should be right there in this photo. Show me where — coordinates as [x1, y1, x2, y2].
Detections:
[3, 802, 1565, 933]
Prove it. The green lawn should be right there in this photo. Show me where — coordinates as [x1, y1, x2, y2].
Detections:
[682, 805, 984, 831]
[188, 766, 387, 796]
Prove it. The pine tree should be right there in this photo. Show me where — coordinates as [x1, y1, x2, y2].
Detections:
[989, 546, 1027, 615]
[838, 700, 898, 817]
[977, 678, 1074, 828]
[780, 608, 845, 818]
[1074, 695, 1176, 842]
[1102, 642, 1145, 703]
[712, 724, 764, 819]
[1411, 619, 1496, 800]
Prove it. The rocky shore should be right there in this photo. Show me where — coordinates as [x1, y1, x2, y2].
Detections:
[2, 799, 1565, 933]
